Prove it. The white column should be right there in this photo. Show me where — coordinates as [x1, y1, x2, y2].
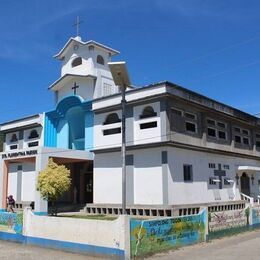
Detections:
[34, 149, 48, 214]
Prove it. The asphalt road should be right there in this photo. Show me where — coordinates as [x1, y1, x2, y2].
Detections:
[151, 229, 260, 260]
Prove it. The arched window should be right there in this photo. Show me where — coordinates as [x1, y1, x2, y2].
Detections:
[140, 106, 157, 119]
[28, 130, 39, 139]
[10, 134, 18, 143]
[97, 55, 104, 65]
[103, 113, 121, 125]
[71, 57, 82, 67]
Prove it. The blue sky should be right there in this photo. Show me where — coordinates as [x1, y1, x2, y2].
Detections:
[1, 0, 260, 122]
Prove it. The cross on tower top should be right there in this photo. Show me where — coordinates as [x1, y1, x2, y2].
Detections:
[73, 16, 83, 37]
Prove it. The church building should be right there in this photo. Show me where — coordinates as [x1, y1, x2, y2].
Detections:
[0, 32, 260, 215]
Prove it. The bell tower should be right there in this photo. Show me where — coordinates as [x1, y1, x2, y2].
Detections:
[48, 26, 120, 104]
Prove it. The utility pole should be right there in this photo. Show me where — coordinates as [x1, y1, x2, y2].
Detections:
[121, 80, 126, 215]
[108, 62, 131, 215]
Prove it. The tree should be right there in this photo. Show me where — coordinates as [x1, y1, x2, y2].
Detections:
[37, 158, 71, 215]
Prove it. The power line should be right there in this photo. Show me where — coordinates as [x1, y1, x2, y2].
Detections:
[189, 59, 260, 82]
[172, 34, 260, 68]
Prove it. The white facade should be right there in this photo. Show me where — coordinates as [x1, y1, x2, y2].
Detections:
[133, 102, 161, 145]
[94, 146, 260, 205]
[8, 162, 35, 203]
[92, 82, 260, 206]
[2, 115, 44, 152]
[94, 110, 122, 149]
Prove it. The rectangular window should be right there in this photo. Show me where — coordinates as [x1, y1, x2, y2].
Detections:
[223, 165, 230, 170]
[217, 122, 226, 128]
[185, 122, 196, 133]
[234, 127, 251, 147]
[209, 163, 216, 169]
[235, 135, 241, 143]
[10, 145, 17, 150]
[28, 141, 39, 147]
[140, 121, 157, 129]
[183, 164, 193, 182]
[207, 119, 215, 126]
[171, 108, 183, 116]
[208, 128, 216, 137]
[207, 118, 227, 141]
[224, 178, 231, 185]
[103, 128, 121, 136]
[234, 127, 241, 133]
[17, 165, 23, 171]
[103, 83, 112, 96]
[185, 112, 196, 120]
[209, 177, 217, 185]
[243, 137, 249, 145]
[255, 133, 260, 149]
[218, 130, 226, 140]
[242, 129, 249, 135]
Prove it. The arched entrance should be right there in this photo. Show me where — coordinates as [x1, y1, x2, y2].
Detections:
[240, 172, 250, 196]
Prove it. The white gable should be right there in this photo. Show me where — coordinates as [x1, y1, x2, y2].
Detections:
[49, 37, 121, 102]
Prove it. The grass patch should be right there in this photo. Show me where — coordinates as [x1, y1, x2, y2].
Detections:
[59, 214, 117, 221]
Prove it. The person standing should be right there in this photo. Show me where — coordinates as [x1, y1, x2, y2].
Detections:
[7, 195, 15, 213]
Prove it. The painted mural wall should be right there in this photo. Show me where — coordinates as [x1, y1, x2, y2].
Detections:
[0, 212, 23, 234]
[208, 208, 249, 233]
[130, 209, 207, 258]
[252, 206, 260, 227]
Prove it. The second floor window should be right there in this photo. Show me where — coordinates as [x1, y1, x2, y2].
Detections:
[140, 106, 157, 119]
[171, 107, 198, 135]
[10, 134, 18, 143]
[206, 118, 227, 141]
[256, 133, 260, 148]
[103, 113, 121, 136]
[234, 127, 250, 146]
[185, 121, 197, 133]
[103, 113, 121, 125]
[28, 130, 39, 139]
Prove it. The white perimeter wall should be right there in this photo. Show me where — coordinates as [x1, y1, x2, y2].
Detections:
[23, 208, 129, 255]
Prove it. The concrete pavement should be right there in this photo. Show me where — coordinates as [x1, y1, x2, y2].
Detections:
[151, 229, 260, 260]
[0, 240, 103, 260]
[0, 230, 259, 259]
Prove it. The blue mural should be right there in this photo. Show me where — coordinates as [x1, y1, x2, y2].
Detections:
[130, 209, 206, 258]
[252, 207, 260, 227]
[0, 212, 23, 234]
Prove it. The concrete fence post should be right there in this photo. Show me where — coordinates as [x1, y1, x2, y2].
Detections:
[204, 207, 209, 242]
[22, 207, 32, 238]
[123, 215, 131, 260]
